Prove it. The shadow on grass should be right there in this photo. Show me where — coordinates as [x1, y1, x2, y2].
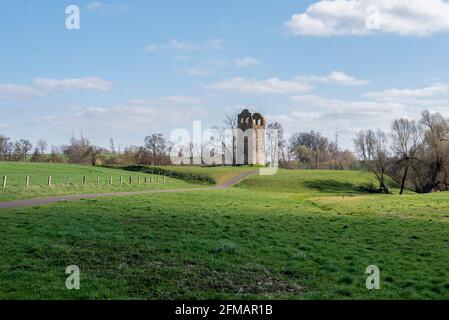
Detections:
[303, 180, 380, 194]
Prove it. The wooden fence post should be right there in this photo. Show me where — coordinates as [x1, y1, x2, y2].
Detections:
[144, 176, 147, 184]
[83, 176, 86, 185]
[109, 176, 113, 185]
[137, 177, 140, 184]
[97, 176, 100, 185]
[2, 176, 6, 189]
[25, 176, 30, 188]
[129, 176, 132, 184]
[48, 176, 52, 187]
[120, 176, 123, 184]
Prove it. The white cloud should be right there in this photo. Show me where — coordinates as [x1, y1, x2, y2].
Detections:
[235, 57, 260, 68]
[146, 39, 224, 52]
[0, 84, 44, 98]
[184, 66, 213, 77]
[291, 94, 405, 114]
[364, 83, 449, 101]
[33, 77, 113, 92]
[298, 71, 370, 86]
[87, 1, 102, 10]
[285, 0, 449, 37]
[206, 77, 313, 94]
[270, 94, 414, 149]
[86, 1, 128, 15]
[129, 95, 204, 106]
[34, 102, 208, 142]
[207, 71, 368, 94]
[0, 123, 13, 130]
[0, 77, 112, 99]
[182, 60, 229, 77]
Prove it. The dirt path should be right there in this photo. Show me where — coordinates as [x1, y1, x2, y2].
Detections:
[0, 170, 256, 210]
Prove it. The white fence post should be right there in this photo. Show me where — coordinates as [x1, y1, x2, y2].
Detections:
[25, 176, 30, 188]
[2, 176, 6, 188]
[48, 176, 52, 187]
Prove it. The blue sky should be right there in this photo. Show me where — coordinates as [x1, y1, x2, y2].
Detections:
[1, 0, 449, 150]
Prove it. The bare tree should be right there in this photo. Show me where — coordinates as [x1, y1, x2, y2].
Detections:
[409, 111, 449, 193]
[371, 130, 391, 193]
[354, 129, 390, 193]
[266, 122, 284, 166]
[63, 137, 92, 164]
[224, 114, 237, 165]
[0, 135, 10, 160]
[391, 119, 422, 194]
[144, 134, 168, 165]
[12, 139, 32, 162]
[353, 130, 376, 162]
[49, 145, 63, 163]
[36, 139, 48, 155]
[88, 146, 102, 166]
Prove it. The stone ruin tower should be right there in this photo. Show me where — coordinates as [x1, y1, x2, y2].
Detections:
[237, 109, 266, 166]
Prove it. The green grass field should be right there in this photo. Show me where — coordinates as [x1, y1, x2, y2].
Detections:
[1, 165, 449, 299]
[0, 162, 198, 202]
[238, 169, 397, 194]
[116, 165, 253, 186]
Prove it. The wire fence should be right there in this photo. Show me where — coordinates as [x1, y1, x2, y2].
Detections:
[1, 172, 173, 189]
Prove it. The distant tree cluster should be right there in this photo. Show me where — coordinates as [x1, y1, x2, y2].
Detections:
[0, 134, 68, 164]
[0, 132, 173, 167]
[354, 110, 449, 194]
[0, 135, 33, 162]
[215, 116, 357, 170]
[113, 134, 172, 166]
[288, 130, 358, 170]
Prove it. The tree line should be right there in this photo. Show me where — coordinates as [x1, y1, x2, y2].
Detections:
[211, 115, 357, 170]
[0, 134, 171, 166]
[0, 116, 359, 169]
[354, 110, 449, 194]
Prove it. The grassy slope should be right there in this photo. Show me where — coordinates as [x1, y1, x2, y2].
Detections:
[239, 169, 397, 195]
[118, 165, 252, 186]
[0, 162, 196, 202]
[1, 168, 449, 299]
[160, 166, 252, 186]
